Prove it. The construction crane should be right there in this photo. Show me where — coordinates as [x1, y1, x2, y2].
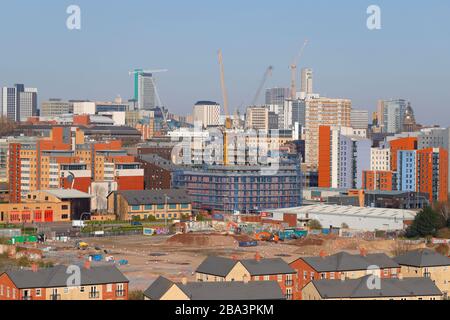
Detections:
[251, 66, 273, 106]
[289, 40, 308, 99]
[218, 50, 232, 166]
[128, 69, 168, 75]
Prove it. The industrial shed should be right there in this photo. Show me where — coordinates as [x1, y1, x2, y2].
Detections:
[269, 204, 417, 231]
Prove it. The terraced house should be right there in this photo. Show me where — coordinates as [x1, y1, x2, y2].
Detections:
[394, 249, 450, 299]
[289, 251, 401, 299]
[195, 255, 296, 300]
[0, 264, 129, 300]
[301, 274, 443, 300]
[143, 276, 285, 300]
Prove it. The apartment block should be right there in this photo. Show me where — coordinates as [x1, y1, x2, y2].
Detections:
[416, 148, 448, 202]
[305, 97, 352, 169]
[370, 147, 391, 171]
[362, 171, 396, 191]
[389, 137, 417, 171]
[0, 264, 128, 300]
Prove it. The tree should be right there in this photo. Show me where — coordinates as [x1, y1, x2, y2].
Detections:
[406, 207, 443, 238]
[308, 219, 322, 230]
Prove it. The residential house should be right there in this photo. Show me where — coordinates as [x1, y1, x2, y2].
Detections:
[107, 189, 192, 221]
[289, 251, 400, 299]
[0, 264, 129, 300]
[302, 275, 443, 300]
[195, 255, 296, 300]
[394, 249, 450, 298]
[143, 276, 285, 300]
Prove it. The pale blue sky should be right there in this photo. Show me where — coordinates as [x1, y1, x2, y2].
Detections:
[0, 1, 449, 125]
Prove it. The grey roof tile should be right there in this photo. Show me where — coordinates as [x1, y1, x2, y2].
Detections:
[394, 249, 450, 267]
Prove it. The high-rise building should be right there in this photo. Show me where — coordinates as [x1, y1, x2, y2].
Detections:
[19, 88, 37, 122]
[350, 110, 369, 130]
[389, 137, 417, 171]
[246, 107, 271, 131]
[40, 99, 71, 117]
[134, 71, 156, 110]
[362, 171, 396, 191]
[397, 150, 417, 192]
[265, 88, 289, 107]
[416, 148, 448, 203]
[290, 99, 306, 128]
[318, 126, 371, 189]
[305, 97, 352, 169]
[1, 84, 37, 122]
[192, 101, 221, 128]
[300, 68, 313, 95]
[383, 99, 409, 134]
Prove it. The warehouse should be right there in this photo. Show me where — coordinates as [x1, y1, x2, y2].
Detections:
[268, 204, 417, 231]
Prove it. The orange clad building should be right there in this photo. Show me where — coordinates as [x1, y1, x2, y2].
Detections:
[318, 126, 332, 188]
[390, 137, 417, 171]
[362, 171, 396, 191]
[416, 148, 448, 203]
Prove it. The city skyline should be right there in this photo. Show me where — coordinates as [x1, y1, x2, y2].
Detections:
[0, 1, 449, 126]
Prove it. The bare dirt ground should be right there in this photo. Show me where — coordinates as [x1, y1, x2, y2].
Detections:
[38, 233, 426, 291]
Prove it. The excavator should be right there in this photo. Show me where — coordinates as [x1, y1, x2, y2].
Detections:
[254, 232, 279, 243]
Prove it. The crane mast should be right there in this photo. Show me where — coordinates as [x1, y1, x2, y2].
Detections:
[290, 40, 308, 99]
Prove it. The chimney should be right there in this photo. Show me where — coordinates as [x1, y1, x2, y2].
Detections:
[243, 275, 249, 284]
[31, 263, 39, 273]
[340, 273, 346, 282]
[181, 277, 188, 285]
[359, 247, 367, 257]
[255, 252, 261, 262]
[319, 250, 327, 258]
[84, 260, 91, 270]
[231, 255, 238, 261]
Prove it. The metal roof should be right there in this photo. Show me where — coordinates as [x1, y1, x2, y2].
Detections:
[4, 265, 128, 289]
[270, 204, 417, 220]
[42, 189, 92, 199]
[300, 252, 400, 272]
[311, 276, 442, 299]
[394, 249, 450, 268]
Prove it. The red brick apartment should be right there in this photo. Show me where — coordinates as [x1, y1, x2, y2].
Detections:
[289, 251, 401, 300]
[0, 264, 129, 300]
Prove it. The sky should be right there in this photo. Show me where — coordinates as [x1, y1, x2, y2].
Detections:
[0, 0, 449, 125]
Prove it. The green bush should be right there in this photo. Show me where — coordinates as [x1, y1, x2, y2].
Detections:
[308, 219, 323, 230]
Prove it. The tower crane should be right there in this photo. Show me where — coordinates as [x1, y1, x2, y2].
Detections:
[128, 69, 168, 75]
[251, 66, 273, 106]
[218, 49, 232, 166]
[289, 40, 308, 99]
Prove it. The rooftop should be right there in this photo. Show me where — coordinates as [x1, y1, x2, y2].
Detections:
[144, 276, 285, 300]
[298, 252, 399, 272]
[4, 265, 128, 289]
[269, 204, 417, 220]
[115, 189, 191, 205]
[311, 276, 442, 299]
[42, 189, 92, 199]
[394, 249, 450, 268]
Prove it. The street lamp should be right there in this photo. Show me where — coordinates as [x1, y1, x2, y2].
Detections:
[164, 194, 171, 229]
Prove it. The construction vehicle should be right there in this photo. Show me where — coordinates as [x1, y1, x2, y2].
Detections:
[75, 241, 89, 250]
[254, 232, 279, 243]
[289, 40, 308, 99]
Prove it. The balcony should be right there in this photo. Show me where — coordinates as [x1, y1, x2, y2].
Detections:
[116, 290, 126, 297]
[89, 292, 100, 299]
[50, 294, 61, 300]
[21, 296, 32, 301]
[285, 294, 293, 300]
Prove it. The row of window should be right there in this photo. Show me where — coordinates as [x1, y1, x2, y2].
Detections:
[130, 204, 189, 211]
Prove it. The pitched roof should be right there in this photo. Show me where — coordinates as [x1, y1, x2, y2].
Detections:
[394, 249, 450, 267]
[116, 189, 191, 205]
[240, 258, 296, 276]
[179, 281, 285, 300]
[143, 276, 176, 300]
[195, 256, 238, 277]
[4, 265, 128, 289]
[301, 252, 399, 272]
[311, 276, 442, 299]
[143, 277, 285, 300]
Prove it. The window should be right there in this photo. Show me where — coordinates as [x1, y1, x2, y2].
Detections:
[181, 204, 189, 209]
[131, 206, 140, 211]
[35, 289, 41, 297]
[80, 287, 85, 292]
[144, 205, 152, 210]
[64, 287, 69, 294]
[310, 272, 314, 279]
[277, 275, 283, 282]
[320, 273, 326, 279]
[157, 204, 164, 210]
[330, 272, 335, 280]
[62, 205, 68, 210]
[303, 271, 307, 280]
[169, 204, 177, 210]
[264, 275, 270, 281]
